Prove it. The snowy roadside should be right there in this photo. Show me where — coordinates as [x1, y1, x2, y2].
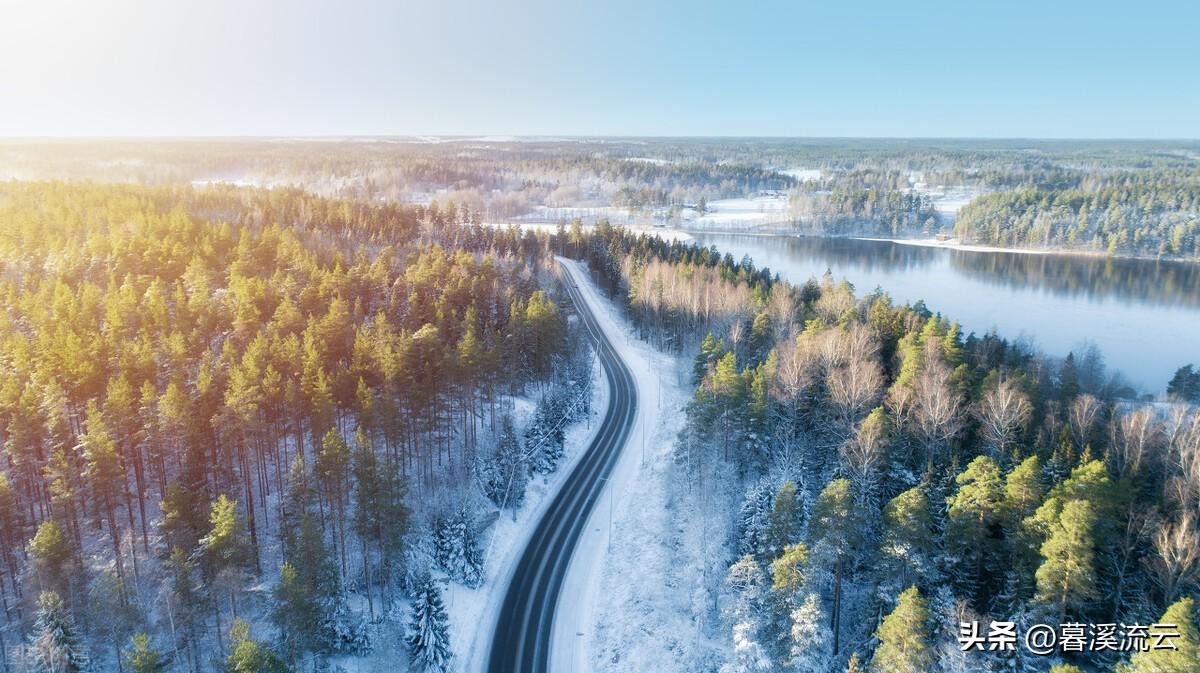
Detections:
[445, 325, 611, 673]
[551, 260, 722, 673]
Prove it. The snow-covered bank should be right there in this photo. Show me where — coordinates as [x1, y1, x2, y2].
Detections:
[854, 236, 1055, 256]
[551, 261, 721, 673]
[447, 359, 611, 673]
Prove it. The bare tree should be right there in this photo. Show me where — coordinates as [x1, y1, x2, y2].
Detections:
[826, 325, 884, 437]
[1146, 511, 1200, 605]
[1110, 407, 1162, 478]
[912, 344, 965, 462]
[976, 375, 1032, 457]
[1068, 394, 1102, 451]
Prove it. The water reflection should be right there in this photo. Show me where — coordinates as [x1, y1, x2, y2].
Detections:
[689, 232, 1200, 392]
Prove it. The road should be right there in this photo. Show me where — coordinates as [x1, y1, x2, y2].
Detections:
[487, 259, 638, 673]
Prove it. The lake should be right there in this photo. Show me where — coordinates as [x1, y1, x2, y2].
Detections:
[686, 232, 1200, 394]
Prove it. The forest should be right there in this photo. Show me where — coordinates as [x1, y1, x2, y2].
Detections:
[3, 138, 1198, 259]
[0, 182, 595, 672]
[573, 224, 1200, 672]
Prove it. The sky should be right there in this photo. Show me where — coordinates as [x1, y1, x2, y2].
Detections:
[1, 0, 1197, 138]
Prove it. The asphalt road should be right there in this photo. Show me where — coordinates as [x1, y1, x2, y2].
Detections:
[487, 260, 638, 673]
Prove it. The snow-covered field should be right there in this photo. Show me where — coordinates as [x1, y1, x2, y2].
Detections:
[680, 194, 792, 229]
[554, 260, 728, 673]
[781, 167, 822, 182]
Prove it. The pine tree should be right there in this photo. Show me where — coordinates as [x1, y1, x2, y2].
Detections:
[870, 586, 932, 673]
[1117, 597, 1198, 673]
[1035, 498, 1098, 622]
[809, 478, 865, 655]
[945, 455, 1006, 604]
[28, 519, 74, 598]
[881, 486, 935, 589]
[29, 591, 90, 673]
[406, 574, 452, 673]
[200, 494, 252, 580]
[123, 634, 164, 673]
[226, 618, 287, 673]
[274, 514, 338, 663]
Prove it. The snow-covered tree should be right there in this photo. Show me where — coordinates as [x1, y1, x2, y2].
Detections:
[406, 574, 452, 673]
[434, 507, 484, 587]
[789, 593, 829, 673]
[737, 480, 777, 559]
[29, 591, 89, 673]
[720, 621, 774, 673]
[479, 415, 528, 509]
[527, 395, 566, 474]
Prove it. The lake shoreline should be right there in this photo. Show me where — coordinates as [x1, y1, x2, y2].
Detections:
[674, 227, 1199, 264]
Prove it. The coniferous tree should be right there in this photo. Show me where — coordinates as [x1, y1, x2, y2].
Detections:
[406, 574, 451, 673]
[870, 586, 932, 673]
[29, 591, 89, 673]
[1117, 597, 1198, 673]
[226, 618, 287, 673]
[788, 592, 829, 673]
[123, 634, 164, 673]
[809, 478, 865, 656]
[1035, 498, 1098, 622]
[945, 456, 1006, 605]
[881, 486, 936, 590]
[434, 508, 484, 587]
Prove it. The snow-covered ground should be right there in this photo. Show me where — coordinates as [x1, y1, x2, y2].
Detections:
[482, 220, 695, 243]
[781, 167, 822, 182]
[680, 194, 792, 229]
[438, 357, 610, 673]
[552, 260, 725, 673]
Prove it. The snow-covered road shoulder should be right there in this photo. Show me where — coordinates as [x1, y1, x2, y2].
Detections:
[551, 259, 698, 672]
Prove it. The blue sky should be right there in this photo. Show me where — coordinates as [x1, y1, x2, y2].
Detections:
[1, 0, 1197, 137]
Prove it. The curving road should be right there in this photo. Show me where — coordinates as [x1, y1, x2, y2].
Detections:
[487, 260, 638, 673]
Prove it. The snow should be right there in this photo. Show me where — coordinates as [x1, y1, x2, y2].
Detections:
[854, 236, 1055, 256]
[680, 194, 791, 229]
[446, 354, 611, 673]
[482, 220, 695, 243]
[551, 260, 719, 673]
[781, 168, 822, 182]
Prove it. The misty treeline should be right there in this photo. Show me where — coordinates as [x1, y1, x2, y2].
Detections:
[0, 182, 597, 672]
[8, 138, 1199, 261]
[573, 224, 1199, 672]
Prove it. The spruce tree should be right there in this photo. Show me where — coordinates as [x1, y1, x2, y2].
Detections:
[766, 481, 802, 558]
[869, 586, 932, 673]
[406, 574, 452, 673]
[434, 507, 484, 587]
[29, 591, 90, 673]
[789, 592, 829, 673]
